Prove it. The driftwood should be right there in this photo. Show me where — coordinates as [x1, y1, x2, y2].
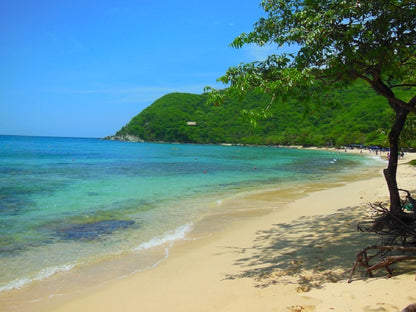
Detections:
[349, 246, 416, 282]
[350, 190, 416, 281]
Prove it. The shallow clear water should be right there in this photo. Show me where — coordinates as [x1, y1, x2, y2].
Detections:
[0, 135, 381, 292]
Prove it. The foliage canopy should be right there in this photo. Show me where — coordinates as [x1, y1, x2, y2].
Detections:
[215, 0, 416, 105]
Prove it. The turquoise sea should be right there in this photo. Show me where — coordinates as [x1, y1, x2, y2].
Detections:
[0, 135, 383, 296]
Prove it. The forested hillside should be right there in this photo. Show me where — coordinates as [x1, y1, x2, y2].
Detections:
[114, 81, 414, 147]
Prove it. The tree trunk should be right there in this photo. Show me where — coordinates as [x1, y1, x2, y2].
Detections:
[384, 102, 409, 214]
[369, 78, 410, 214]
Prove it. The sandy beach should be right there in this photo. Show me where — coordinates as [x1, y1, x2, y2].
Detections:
[7, 152, 416, 312]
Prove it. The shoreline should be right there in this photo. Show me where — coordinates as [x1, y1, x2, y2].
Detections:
[3, 154, 416, 312]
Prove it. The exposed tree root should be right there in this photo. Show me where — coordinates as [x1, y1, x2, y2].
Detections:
[350, 189, 416, 281]
[402, 303, 416, 312]
[348, 246, 416, 282]
[357, 203, 416, 247]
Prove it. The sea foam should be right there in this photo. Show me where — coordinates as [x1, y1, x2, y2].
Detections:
[0, 263, 76, 293]
[134, 223, 193, 251]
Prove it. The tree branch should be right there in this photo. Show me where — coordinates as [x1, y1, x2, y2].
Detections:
[392, 84, 416, 88]
[357, 75, 416, 114]
[389, 97, 416, 115]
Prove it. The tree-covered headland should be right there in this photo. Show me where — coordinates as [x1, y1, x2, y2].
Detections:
[115, 81, 414, 147]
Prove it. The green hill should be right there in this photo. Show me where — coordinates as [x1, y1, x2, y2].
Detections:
[113, 81, 414, 147]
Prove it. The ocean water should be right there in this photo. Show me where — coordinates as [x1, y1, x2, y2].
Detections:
[0, 135, 382, 294]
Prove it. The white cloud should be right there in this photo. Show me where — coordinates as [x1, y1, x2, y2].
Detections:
[38, 82, 212, 107]
[241, 43, 277, 62]
[240, 43, 300, 63]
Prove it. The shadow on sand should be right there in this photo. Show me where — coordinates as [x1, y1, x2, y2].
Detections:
[223, 205, 384, 291]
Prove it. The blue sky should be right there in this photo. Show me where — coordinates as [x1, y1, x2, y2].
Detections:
[1, 0, 278, 138]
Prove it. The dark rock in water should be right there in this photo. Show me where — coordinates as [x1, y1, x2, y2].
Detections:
[56, 219, 136, 241]
[103, 134, 143, 143]
[0, 195, 37, 216]
[87, 191, 100, 197]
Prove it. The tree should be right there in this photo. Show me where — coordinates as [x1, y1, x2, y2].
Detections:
[208, 0, 416, 214]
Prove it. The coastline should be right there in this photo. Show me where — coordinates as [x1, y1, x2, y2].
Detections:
[4, 153, 416, 312]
